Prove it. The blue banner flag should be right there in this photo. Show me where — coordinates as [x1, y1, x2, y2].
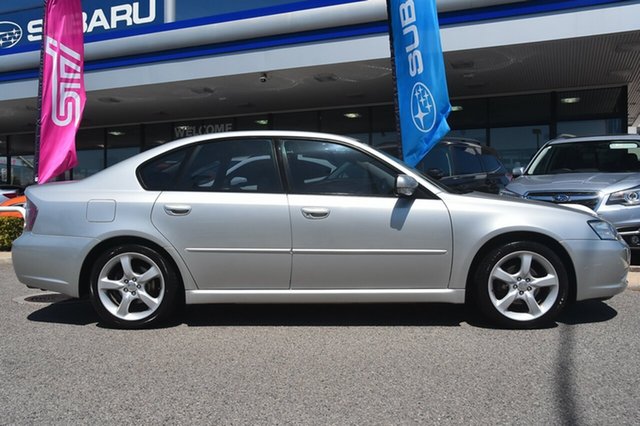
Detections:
[388, 0, 451, 166]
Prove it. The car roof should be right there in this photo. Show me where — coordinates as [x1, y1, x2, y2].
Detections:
[546, 134, 640, 145]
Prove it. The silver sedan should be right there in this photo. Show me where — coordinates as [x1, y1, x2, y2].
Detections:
[12, 131, 629, 329]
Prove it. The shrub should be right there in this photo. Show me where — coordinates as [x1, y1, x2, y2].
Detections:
[0, 217, 24, 251]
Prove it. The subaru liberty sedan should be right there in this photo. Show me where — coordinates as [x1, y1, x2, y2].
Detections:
[503, 135, 640, 249]
[12, 131, 629, 329]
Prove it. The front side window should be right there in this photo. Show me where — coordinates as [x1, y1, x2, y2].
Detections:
[283, 139, 397, 196]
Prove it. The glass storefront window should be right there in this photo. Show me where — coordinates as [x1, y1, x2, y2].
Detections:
[74, 150, 104, 180]
[557, 87, 626, 120]
[144, 123, 173, 149]
[448, 98, 488, 129]
[371, 105, 398, 148]
[9, 133, 35, 155]
[490, 125, 550, 170]
[0, 135, 7, 183]
[74, 128, 105, 179]
[11, 155, 35, 186]
[9, 134, 35, 184]
[557, 119, 624, 137]
[320, 107, 370, 144]
[446, 129, 487, 144]
[489, 93, 551, 126]
[237, 114, 271, 131]
[273, 111, 318, 131]
[172, 119, 234, 140]
[107, 126, 141, 167]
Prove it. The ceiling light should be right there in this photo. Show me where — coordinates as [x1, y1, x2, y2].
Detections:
[255, 119, 269, 125]
[108, 131, 125, 136]
[343, 112, 361, 119]
[560, 97, 581, 104]
[451, 105, 463, 112]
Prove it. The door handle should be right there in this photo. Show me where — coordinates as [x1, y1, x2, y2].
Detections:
[164, 204, 192, 216]
[301, 207, 330, 220]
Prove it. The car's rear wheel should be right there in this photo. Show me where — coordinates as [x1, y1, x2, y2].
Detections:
[474, 241, 569, 328]
[89, 244, 181, 329]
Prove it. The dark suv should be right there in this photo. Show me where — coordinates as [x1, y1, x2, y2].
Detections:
[379, 138, 510, 194]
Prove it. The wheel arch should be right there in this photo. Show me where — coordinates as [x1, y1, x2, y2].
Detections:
[465, 231, 577, 304]
[79, 236, 184, 299]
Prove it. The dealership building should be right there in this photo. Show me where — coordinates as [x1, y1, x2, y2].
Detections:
[1, 0, 640, 185]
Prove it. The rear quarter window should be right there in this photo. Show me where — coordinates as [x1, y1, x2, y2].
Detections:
[137, 149, 189, 190]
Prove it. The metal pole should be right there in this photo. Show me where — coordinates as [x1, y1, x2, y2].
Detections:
[33, 0, 48, 184]
[385, 0, 403, 160]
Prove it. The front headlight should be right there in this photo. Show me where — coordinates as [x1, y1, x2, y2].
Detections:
[607, 186, 640, 206]
[588, 220, 619, 240]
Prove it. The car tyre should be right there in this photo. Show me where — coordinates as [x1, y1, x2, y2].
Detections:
[89, 244, 182, 329]
[474, 241, 569, 329]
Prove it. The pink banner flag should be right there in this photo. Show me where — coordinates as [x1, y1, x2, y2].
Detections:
[38, 0, 85, 184]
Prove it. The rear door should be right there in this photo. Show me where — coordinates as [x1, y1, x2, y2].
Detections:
[147, 137, 292, 289]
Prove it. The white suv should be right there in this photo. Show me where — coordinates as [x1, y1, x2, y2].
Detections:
[502, 135, 640, 249]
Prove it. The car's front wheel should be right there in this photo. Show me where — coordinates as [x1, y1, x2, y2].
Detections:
[89, 244, 182, 329]
[474, 241, 569, 328]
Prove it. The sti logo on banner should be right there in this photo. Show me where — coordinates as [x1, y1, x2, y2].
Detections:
[45, 37, 83, 126]
[0, 0, 158, 52]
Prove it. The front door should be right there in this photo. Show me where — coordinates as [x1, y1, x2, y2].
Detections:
[281, 138, 453, 289]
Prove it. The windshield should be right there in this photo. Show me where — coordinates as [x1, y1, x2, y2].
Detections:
[527, 140, 640, 175]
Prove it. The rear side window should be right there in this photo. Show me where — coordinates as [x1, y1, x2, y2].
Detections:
[177, 138, 282, 193]
[138, 138, 283, 193]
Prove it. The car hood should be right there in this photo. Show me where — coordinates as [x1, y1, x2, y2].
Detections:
[506, 172, 640, 195]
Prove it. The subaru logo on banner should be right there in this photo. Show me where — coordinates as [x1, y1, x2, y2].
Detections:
[387, 0, 451, 167]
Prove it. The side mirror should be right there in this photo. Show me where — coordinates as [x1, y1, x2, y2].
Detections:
[512, 167, 524, 177]
[395, 174, 419, 197]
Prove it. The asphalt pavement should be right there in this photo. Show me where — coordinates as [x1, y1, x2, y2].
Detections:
[2, 251, 640, 425]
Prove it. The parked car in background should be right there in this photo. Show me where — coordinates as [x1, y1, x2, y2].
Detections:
[0, 195, 26, 218]
[12, 131, 628, 329]
[0, 185, 23, 203]
[380, 138, 511, 194]
[502, 134, 640, 249]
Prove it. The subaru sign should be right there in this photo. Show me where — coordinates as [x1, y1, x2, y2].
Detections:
[0, 0, 161, 54]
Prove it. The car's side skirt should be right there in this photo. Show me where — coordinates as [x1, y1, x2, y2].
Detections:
[185, 289, 465, 304]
